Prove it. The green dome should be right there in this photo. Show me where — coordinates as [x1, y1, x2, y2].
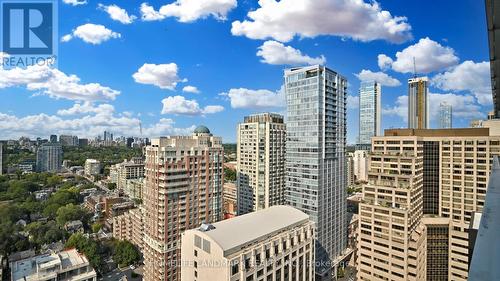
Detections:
[194, 125, 210, 134]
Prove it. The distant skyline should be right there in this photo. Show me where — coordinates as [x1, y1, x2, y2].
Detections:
[0, 0, 492, 144]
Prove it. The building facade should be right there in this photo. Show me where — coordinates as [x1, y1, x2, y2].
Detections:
[284, 65, 347, 279]
[408, 77, 429, 129]
[113, 206, 145, 250]
[10, 249, 97, 281]
[109, 157, 145, 190]
[59, 135, 79, 146]
[84, 159, 101, 176]
[180, 206, 315, 281]
[359, 81, 381, 145]
[438, 102, 452, 129]
[359, 128, 500, 281]
[36, 143, 63, 172]
[357, 136, 428, 281]
[142, 126, 224, 281]
[353, 150, 368, 183]
[236, 113, 286, 215]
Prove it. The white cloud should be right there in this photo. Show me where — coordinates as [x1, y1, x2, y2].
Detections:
[346, 95, 359, 109]
[379, 37, 459, 73]
[62, 24, 121, 45]
[98, 4, 137, 24]
[63, 0, 87, 6]
[355, 69, 401, 87]
[432, 61, 492, 105]
[0, 108, 195, 139]
[133, 63, 186, 90]
[140, 0, 237, 22]
[231, 0, 412, 43]
[257, 40, 326, 65]
[140, 3, 165, 21]
[61, 34, 73, 42]
[182, 85, 200, 94]
[377, 54, 393, 70]
[57, 102, 115, 116]
[161, 96, 223, 115]
[220, 88, 284, 109]
[0, 65, 119, 101]
[383, 92, 485, 124]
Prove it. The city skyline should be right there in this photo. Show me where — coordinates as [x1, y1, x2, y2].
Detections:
[0, 0, 492, 144]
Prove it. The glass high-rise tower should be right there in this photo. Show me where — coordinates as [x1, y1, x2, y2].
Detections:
[284, 65, 347, 279]
[439, 102, 452, 129]
[359, 81, 381, 145]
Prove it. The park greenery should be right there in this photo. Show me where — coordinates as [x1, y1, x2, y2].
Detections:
[63, 146, 142, 168]
[0, 173, 94, 255]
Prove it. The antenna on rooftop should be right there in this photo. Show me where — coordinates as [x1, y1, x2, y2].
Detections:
[413, 57, 417, 78]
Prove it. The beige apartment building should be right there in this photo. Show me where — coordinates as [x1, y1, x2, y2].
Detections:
[143, 126, 224, 281]
[357, 128, 500, 281]
[236, 113, 286, 215]
[109, 157, 145, 192]
[357, 136, 427, 281]
[113, 206, 145, 249]
[180, 206, 315, 281]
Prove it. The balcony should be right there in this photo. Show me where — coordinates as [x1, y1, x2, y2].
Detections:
[469, 156, 500, 280]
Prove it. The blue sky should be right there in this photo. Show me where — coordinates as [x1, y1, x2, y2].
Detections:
[0, 0, 492, 144]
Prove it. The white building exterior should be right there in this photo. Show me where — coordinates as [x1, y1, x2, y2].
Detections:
[181, 206, 315, 281]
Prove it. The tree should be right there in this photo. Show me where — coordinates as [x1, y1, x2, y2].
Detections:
[107, 182, 117, 190]
[47, 175, 62, 187]
[26, 221, 65, 248]
[65, 233, 106, 273]
[113, 240, 141, 267]
[56, 203, 87, 226]
[92, 222, 103, 233]
[224, 168, 236, 182]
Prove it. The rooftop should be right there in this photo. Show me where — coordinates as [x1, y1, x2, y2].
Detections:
[384, 128, 490, 137]
[194, 205, 310, 256]
[193, 125, 210, 134]
[11, 249, 93, 281]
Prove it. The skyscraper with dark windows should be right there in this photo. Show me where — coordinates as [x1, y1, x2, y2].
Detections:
[284, 65, 347, 279]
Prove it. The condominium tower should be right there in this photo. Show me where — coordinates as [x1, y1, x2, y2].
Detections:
[236, 113, 286, 215]
[180, 206, 315, 281]
[439, 102, 452, 129]
[142, 126, 224, 281]
[284, 65, 347, 279]
[359, 81, 381, 145]
[408, 77, 429, 129]
[36, 143, 63, 172]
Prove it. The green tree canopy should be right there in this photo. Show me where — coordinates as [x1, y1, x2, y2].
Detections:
[113, 240, 141, 267]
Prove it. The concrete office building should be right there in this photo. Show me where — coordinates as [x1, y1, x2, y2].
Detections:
[180, 206, 315, 281]
[358, 128, 500, 281]
[10, 248, 97, 281]
[236, 113, 286, 215]
[438, 102, 452, 129]
[357, 136, 428, 281]
[142, 126, 224, 281]
[284, 65, 347, 279]
[36, 143, 63, 172]
[359, 81, 381, 145]
[408, 77, 429, 129]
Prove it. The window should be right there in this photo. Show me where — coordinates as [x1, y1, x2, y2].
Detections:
[231, 263, 239, 275]
[202, 239, 211, 253]
[194, 235, 201, 248]
[194, 250, 197, 257]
